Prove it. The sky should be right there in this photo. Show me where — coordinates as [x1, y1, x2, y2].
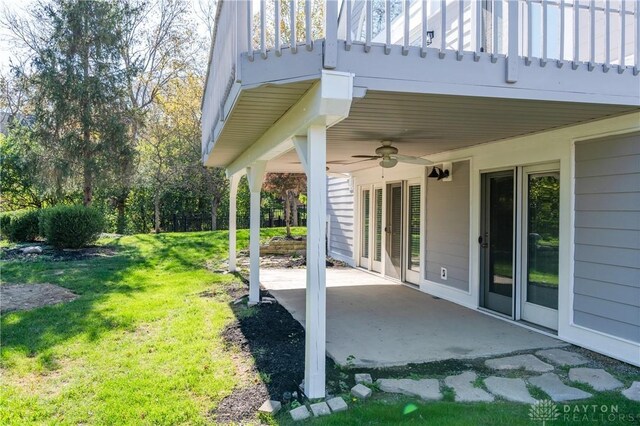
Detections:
[0, 0, 214, 74]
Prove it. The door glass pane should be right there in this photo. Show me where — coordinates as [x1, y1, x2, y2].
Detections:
[489, 175, 514, 297]
[374, 188, 383, 262]
[391, 186, 402, 266]
[527, 172, 560, 309]
[362, 190, 370, 259]
[408, 185, 421, 271]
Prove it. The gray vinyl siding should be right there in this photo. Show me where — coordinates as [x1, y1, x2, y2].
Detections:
[327, 176, 354, 264]
[574, 132, 640, 343]
[425, 160, 470, 291]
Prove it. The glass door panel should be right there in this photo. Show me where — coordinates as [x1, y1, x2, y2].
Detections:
[371, 187, 383, 272]
[359, 189, 370, 267]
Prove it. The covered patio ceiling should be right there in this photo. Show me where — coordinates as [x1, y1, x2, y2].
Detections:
[260, 268, 566, 367]
[207, 83, 638, 174]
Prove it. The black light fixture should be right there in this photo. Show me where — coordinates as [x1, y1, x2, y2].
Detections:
[428, 163, 452, 181]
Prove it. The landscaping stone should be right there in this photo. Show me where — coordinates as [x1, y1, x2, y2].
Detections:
[355, 373, 373, 385]
[444, 371, 494, 402]
[622, 382, 640, 402]
[258, 400, 281, 415]
[484, 377, 537, 404]
[326, 396, 348, 413]
[351, 383, 372, 399]
[377, 378, 442, 401]
[536, 349, 588, 366]
[485, 354, 554, 372]
[528, 373, 592, 402]
[568, 368, 623, 391]
[21, 246, 42, 254]
[289, 405, 311, 421]
[310, 401, 331, 417]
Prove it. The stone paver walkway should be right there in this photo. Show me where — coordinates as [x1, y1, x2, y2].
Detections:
[377, 378, 442, 401]
[528, 373, 592, 402]
[568, 368, 624, 391]
[485, 354, 554, 372]
[444, 371, 494, 402]
[622, 382, 640, 402]
[536, 348, 588, 366]
[484, 377, 536, 404]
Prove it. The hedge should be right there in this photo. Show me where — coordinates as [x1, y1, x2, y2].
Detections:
[0, 209, 40, 242]
[39, 205, 104, 249]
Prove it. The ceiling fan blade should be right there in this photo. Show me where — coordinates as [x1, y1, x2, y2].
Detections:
[351, 155, 380, 159]
[393, 154, 433, 165]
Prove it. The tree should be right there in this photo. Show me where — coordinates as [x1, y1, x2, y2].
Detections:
[263, 173, 306, 237]
[30, 0, 136, 207]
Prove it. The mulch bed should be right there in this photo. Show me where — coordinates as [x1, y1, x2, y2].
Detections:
[1, 245, 117, 262]
[215, 286, 338, 424]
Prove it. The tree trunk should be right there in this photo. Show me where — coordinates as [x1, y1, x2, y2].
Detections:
[284, 191, 291, 238]
[115, 191, 128, 234]
[291, 192, 299, 227]
[154, 194, 161, 233]
[83, 165, 93, 206]
[211, 197, 218, 231]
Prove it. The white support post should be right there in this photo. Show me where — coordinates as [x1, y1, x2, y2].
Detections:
[302, 124, 327, 399]
[506, 0, 519, 82]
[246, 161, 267, 305]
[228, 173, 240, 272]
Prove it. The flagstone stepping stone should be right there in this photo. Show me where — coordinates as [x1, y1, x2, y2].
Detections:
[528, 373, 592, 402]
[377, 378, 442, 401]
[289, 405, 311, 421]
[568, 368, 623, 391]
[355, 373, 373, 384]
[485, 354, 554, 372]
[309, 401, 331, 417]
[351, 383, 372, 399]
[484, 377, 537, 404]
[444, 371, 494, 402]
[536, 349, 588, 366]
[622, 382, 640, 402]
[326, 396, 348, 412]
[258, 400, 281, 415]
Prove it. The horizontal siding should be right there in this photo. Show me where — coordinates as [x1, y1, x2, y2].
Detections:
[327, 176, 354, 262]
[425, 160, 470, 292]
[574, 132, 640, 343]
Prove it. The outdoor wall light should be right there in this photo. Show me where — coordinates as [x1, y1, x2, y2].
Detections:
[428, 162, 453, 182]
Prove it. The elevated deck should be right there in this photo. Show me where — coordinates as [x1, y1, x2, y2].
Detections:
[202, 1, 640, 171]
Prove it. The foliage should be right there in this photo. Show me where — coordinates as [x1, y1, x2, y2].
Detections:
[263, 173, 306, 237]
[30, 0, 137, 207]
[39, 205, 104, 248]
[1, 209, 40, 242]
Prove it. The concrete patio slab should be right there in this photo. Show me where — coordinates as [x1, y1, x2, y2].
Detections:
[261, 268, 566, 367]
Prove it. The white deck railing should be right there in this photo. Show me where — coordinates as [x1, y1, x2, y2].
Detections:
[202, 0, 640, 157]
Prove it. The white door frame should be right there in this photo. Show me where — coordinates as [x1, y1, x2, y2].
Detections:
[519, 162, 561, 330]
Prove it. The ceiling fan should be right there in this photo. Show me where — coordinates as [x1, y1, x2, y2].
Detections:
[352, 141, 433, 168]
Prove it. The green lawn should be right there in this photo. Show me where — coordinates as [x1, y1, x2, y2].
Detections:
[0, 228, 302, 425]
[2, 230, 638, 425]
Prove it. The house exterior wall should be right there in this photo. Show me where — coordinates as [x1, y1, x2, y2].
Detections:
[425, 160, 471, 292]
[573, 132, 640, 344]
[327, 176, 355, 266]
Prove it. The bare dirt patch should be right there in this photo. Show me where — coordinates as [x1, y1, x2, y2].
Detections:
[0, 283, 78, 313]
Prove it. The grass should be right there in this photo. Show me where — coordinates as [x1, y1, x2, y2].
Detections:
[2, 228, 638, 425]
[0, 228, 303, 425]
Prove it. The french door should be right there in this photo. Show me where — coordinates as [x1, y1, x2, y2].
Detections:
[480, 164, 560, 330]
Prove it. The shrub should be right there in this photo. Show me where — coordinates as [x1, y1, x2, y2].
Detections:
[1, 209, 40, 242]
[40, 205, 104, 249]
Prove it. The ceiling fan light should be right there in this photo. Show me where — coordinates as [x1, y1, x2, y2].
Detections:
[380, 158, 398, 168]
